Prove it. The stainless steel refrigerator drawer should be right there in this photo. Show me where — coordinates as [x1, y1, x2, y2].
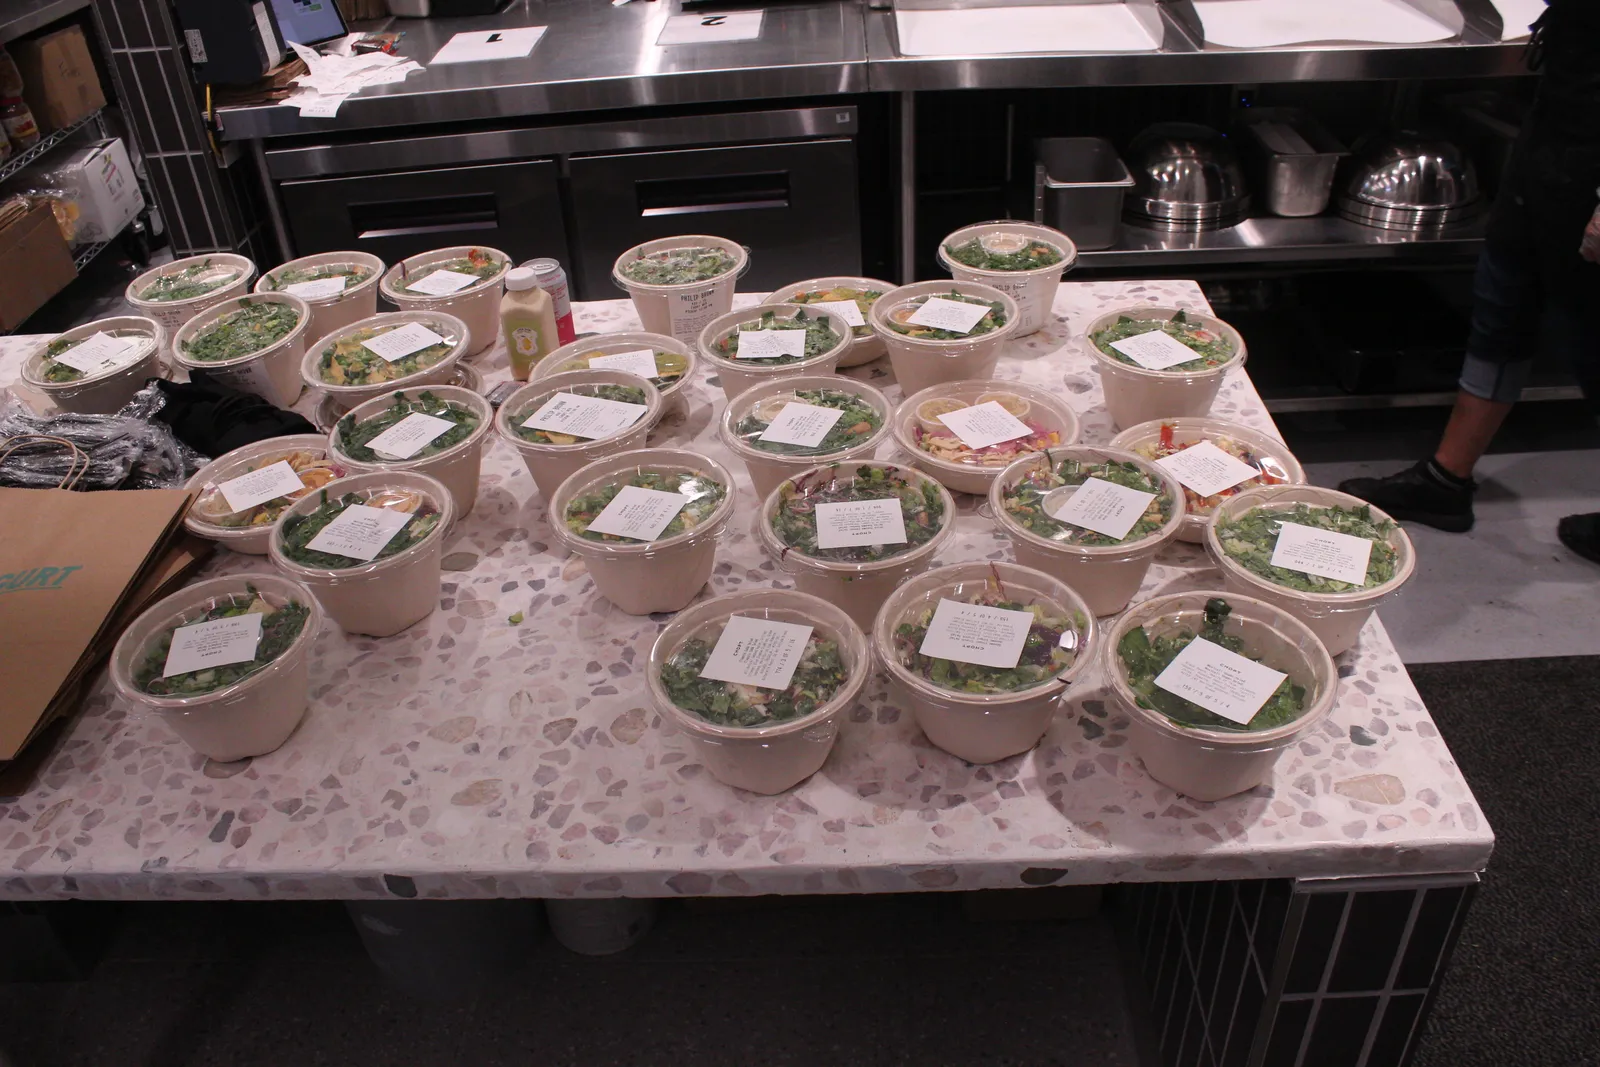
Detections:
[278, 159, 571, 273]
[567, 140, 860, 300]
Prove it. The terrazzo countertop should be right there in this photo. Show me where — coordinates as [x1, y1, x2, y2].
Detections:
[0, 281, 1493, 900]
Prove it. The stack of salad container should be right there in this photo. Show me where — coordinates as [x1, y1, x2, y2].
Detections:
[720, 375, 893, 500]
[493, 369, 662, 500]
[255, 251, 384, 343]
[1206, 485, 1415, 656]
[696, 302, 854, 401]
[328, 385, 494, 520]
[1109, 417, 1306, 543]
[989, 447, 1186, 616]
[756, 460, 956, 630]
[768, 275, 897, 367]
[550, 448, 735, 615]
[269, 471, 454, 637]
[172, 292, 311, 408]
[126, 253, 255, 332]
[873, 561, 1095, 764]
[379, 246, 510, 357]
[892, 379, 1080, 496]
[109, 574, 323, 761]
[533, 331, 697, 418]
[611, 235, 747, 344]
[20, 316, 165, 414]
[1083, 305, 1246, 429]
[869, 280, 1019, 396]
[647, 588, 870, 793]
[937, 221, 1077, 337]
[184, 435, 346, 554]
[300, 310, 471, 413]
[1104, 592, 1337, 800]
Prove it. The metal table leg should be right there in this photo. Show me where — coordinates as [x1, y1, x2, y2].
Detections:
[899, 91, 916, 284]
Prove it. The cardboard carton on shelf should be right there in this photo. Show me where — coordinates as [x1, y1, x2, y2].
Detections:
[10, 26, 106, 132]
[0, 201, 75, 331]
[35, 138, 144, 244]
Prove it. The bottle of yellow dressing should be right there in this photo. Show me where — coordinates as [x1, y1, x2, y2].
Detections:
[501, 266, 559, 380]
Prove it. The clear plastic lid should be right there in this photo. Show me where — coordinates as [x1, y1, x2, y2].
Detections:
[613, 235, 746, 289]
[332, 386, 489, 465]
[177, 294, 306, 365]
[499, 369, 661, 448]
[271, 475, 450, 573]
[1085, 305, 1244, 374]
[305, 311, 468, 390]
[131, 254, 252, 304]
[1208, 484, 1413, 597]
[187, 435, 345, 534]
[937, 221, 1077, 275]
[993, 446, 1184, 550]
[875, 561, 1095, 697]
[258, 252, 383, 298]
[1108, 416, 1306, 524]
[760, 460, 954, 567]
[895, 379, 1079, 471]
[647, 588, 869, 733]
[877, 286, 1011, 342]
[700, 303, 851, 369]
[382, 246, 509, 299]
[23, 316, 161, 388]
[553, 448, 734, 553]
[769, 276, 896, 339]
[722, 374, 892, 460]
[533, 331, 695, 395]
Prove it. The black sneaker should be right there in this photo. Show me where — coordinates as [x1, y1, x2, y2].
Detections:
[1338, 459, 1476, 533]
[1557, 512, 1600, 565]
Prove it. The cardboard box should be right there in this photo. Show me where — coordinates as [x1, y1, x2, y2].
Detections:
[11, 26, 106, 133]
[38, 138, 144, 244]
[0, 202, 75, 331]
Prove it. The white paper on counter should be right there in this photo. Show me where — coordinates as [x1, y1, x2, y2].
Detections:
[1048, 477, 1157, 541]
[163, 613, 263, 678]
[50, 332, 138, 374]
[758, 402, 845, 447]
[430, 27, 547, 64]
[735, 329, 807, 360]
[1156, 441, 1261, 499]
[1270, 522, 1374, 586]
[894, 4, 1159, 57]
[286, 40, 422, 114]
[809, 300, 865, 328]
[935, 401, 1031, 450]
[657, 11, 764, 46]
[906, 297, 992, 335]
[217, 460, 305, 514]
[699, 615, 813, 690]
[584, 486, 688, 542]
[1193, 0, 1455, 48]
[521, 392, 648, 441]
[305, 503, 414, 562]
[360, 322, 448, 362]
[286, 277, 347, 299]
[1491, 0, 1546, 39]
[586, 350, 660, 378]
[1154, 637, 1288, 726]
[918, 599, 1034, 669]
[362, 412, 457, 460]
[814, 499, 908, 550]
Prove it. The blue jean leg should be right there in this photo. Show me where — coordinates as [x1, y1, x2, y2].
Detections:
[1458, 240, 1541, 404]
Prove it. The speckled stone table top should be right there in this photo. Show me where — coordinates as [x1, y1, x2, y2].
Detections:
[0, 281, 1492, 900]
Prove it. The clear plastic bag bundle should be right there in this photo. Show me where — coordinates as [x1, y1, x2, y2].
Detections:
[0, 383, 206, 490]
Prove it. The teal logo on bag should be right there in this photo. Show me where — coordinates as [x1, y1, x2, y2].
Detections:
[0, 565, 83, 594]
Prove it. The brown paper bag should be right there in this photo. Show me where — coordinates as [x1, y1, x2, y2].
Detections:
[0, 486, 192, 760]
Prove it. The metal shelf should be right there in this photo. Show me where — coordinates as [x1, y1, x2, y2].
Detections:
[0, 108, 103, 185]
[0, 0, 89, 48]
[72, 237, 109, 271]
[1075, 213, 1488, 269]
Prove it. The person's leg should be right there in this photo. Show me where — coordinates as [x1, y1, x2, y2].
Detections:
[1433, 392, 1516, 479]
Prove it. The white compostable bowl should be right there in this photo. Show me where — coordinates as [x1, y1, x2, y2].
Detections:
[891, 378, 1080, 497]
[327, 384, 494, 521]
[493, 369, 663, 501]
[936, 221, 1078, 337]
[171, 292, 312, 408]
[300, 310, 471, 414]
[255, 251, 385, 343]
[868, 280, 1020, 397]
[20, 315, 165, 414]
[379, 245, 510, 357]
[719, 373, 893, 502]
[767, 275, 898, 367]
[126, 253, 255, 332]
[184, 434, 347, 555]
[1082, 305, 1247, 430]
[696, 302, 855, 402]
[532, 330, 697, 411]
[611, 234, 748, 345]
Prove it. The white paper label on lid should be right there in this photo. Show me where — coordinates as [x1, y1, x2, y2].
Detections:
[698, 615, 813, 690]
[286, 276, 347, 300]
[216, 460, 306, 515]
[668, 289, 723, 343]
[906, 296, 992, 335]
[430, 26, 548, 64]
[582, 486, 690, 542]
[1048, 477, 1158, 541]
[163, 612, 264, 678]
[520, 392, 647, 441]
[918, 598, 1035, 669]
[935, 401, 1031, 450]
[657, 11, 765, 45]
[1153, 637, 1289, 727]
[304, 503, 414, 562]
[735, 329, 807, 360]
[50, 332, 139, 374]
[1270, 521, 1374, 587]
[586, 349, 661, 378]
[809, 299, 865, 328]
[362, 412, 458, 460]
[359, 322, 449, 362]
[1156, 440, 1261, 499]
[757, 402, 845, 448]
[1108, 329, 1203, 371]
[814, 499, 908, 550]
[404, 268, 479, 296]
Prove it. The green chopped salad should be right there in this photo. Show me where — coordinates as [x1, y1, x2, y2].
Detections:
[512, 383, 649, 445]
[712, 308, 841, 364]
[735, 389, 881, 455]
[399, 248, 501, 293]
[619, 246, 738, 286]
[1092, 309, 1235, 371]
[784, 285, 884, 339]
[134, 589, 311, 697]
[1001, 456, 1173, 547]
[660, 628, 848, 728]
[1117, 597, 1307, 732]
[770, 464, 943, 563]
[278, 488, 442, 569]
[264, 262, 373, 292]
[38, 332, 145, 383]
[564, 468, 726, 543]
[335, 390, 481, 462]
[944, 235, 1064, 272]
[894, 585, 1084, 694]
[139, 260, 244, 303]
[886, 291, 1007, 340]
[316, 320, 456, 387]
[1216, 502, 1399, 592]
[182, 300, 301, 363]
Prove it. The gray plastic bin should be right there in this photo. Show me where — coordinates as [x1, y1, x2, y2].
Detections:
[1033, 137, 1136, 251]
